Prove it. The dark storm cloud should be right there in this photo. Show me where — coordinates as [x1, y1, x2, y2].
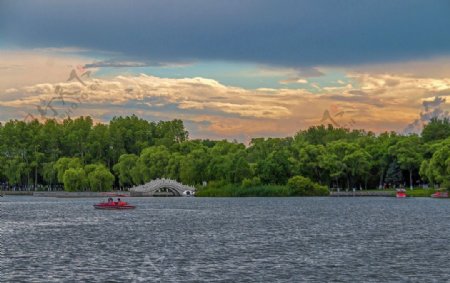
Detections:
[1, 0, 450, 67]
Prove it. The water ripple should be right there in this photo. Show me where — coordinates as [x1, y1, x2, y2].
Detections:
[1, 196, 449, 282]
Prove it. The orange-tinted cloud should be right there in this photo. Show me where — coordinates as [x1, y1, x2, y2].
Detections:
[1, 53, 450, 140]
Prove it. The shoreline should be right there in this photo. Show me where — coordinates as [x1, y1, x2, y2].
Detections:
[330, 191, 394, 197]
[1, 191, 130, 198]
[1, 189, 444, 198]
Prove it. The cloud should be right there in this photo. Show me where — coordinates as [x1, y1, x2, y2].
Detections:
[83, 59, 190, 68]
[279, 78, 308, 85]
[257, 66, 324, 79]
[1, 68, 450, 140]
[423, 96, 446, 111]
[0, 50, 91, 91]
[404, 96, 450, 134]
[2, 0, 450, 68]
[352, 57, 450, 78]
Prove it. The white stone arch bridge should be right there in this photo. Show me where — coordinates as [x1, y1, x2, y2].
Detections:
[129, 178, 196, 197]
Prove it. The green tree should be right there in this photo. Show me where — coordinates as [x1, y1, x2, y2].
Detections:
[109, 115, 156, 162]
[113, 154, 139, 187]
[4, 158, 28, 186]
[155, 119, 188, 147]
[419, 160, 433, 186]
[293, 143, 325, 182]
[231, 155, 252, 183]
[319, 150, 344, 189]
[427, 142, 450, 188]
[87, 165, 115, 191]
[166, 152, 183, 180]
[180, 148, 209, 185]
[389, 136, 423, 189]
[42, 162, 57, 187]
[54, 157, 83, 183]
[256, 149, 292, 185]
[61, 117, 93, 160]
[343, 148, 371, 189]
[385, 161, 403, 187]
[362, 132, 397, 189]
[86, 123, 111, 165]
[63, 168, 88, 191]
[422, 118, 450, 143]
[135, 145, 171, 182]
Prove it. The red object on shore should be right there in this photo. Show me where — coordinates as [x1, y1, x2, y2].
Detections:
[94, 200, 136, 210]
[431, 191, 449, 198]
[396, 189, 407, 198]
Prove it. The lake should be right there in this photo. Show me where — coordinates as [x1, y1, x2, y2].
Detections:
[1, 196, 449, 282]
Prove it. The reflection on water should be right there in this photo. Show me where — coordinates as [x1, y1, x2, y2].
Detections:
[1, 196, 449, 282]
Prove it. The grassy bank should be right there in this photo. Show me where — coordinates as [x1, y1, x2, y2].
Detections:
[196, 184, 291, 197]
[358, 188, 439, 197]
[196, 186, 443, 198]
[196, 184, 329, 197]
[406, 188, 437, 197]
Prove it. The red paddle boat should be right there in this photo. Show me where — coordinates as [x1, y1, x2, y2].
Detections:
[94, 198, 136, 210]
[396, 188, 407, 198]
[431, 191, 449, 198]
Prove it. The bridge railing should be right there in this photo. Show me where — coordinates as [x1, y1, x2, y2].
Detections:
[129, 178, 196, 195]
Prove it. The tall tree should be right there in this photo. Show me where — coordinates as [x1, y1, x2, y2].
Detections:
[427, 142, 450, 188]
[421, 118, 450, 143]
[389, 135, 423, 189]
[63, 168, 88, 191]
[86, 164, 115, 191]
[256, 149, 292, 185]
[385, 161, 403, 187]
[135, 145, 170, 182]
[54, 157, 83, 183]
[113, 154, 139, 187]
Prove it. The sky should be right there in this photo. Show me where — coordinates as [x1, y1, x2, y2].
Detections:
[1, 0, 450, 141]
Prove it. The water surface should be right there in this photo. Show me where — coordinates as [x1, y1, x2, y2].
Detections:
[1, 196, 449, 282]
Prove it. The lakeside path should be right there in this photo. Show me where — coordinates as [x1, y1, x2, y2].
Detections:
[0, 191, 130, 198]
[1, 190, 444, 198]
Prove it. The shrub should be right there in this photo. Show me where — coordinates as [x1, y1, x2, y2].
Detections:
[241, 177, 261, 188]
[287, 175, 329, 196]
[241, 178, 253, 188]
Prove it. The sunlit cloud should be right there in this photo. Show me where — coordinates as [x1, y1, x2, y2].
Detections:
[1, 66, 449, 140]
[0, 50, 92, 91]
[0, 48, 449, 140]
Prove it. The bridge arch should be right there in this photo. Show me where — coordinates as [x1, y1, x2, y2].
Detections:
[129, 178, 196, 197]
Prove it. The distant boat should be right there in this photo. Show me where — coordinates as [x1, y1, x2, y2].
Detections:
[431, 191, 449, 198]
[396, 189, 407, 198]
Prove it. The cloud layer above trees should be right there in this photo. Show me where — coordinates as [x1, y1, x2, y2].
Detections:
[2, 62, 449, 140]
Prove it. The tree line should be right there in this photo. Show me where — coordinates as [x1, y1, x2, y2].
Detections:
[1, 115, 450, 192]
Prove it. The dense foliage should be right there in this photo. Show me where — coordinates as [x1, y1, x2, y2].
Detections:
[287, 176, 329, 196]
[0, 115, 449, 193]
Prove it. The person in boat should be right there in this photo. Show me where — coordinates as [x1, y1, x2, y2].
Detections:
[117, 198, 125, 206]
[108, 197, 113, 203]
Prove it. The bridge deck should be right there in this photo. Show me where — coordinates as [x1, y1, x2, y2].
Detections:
[129, 178, 196, 197]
